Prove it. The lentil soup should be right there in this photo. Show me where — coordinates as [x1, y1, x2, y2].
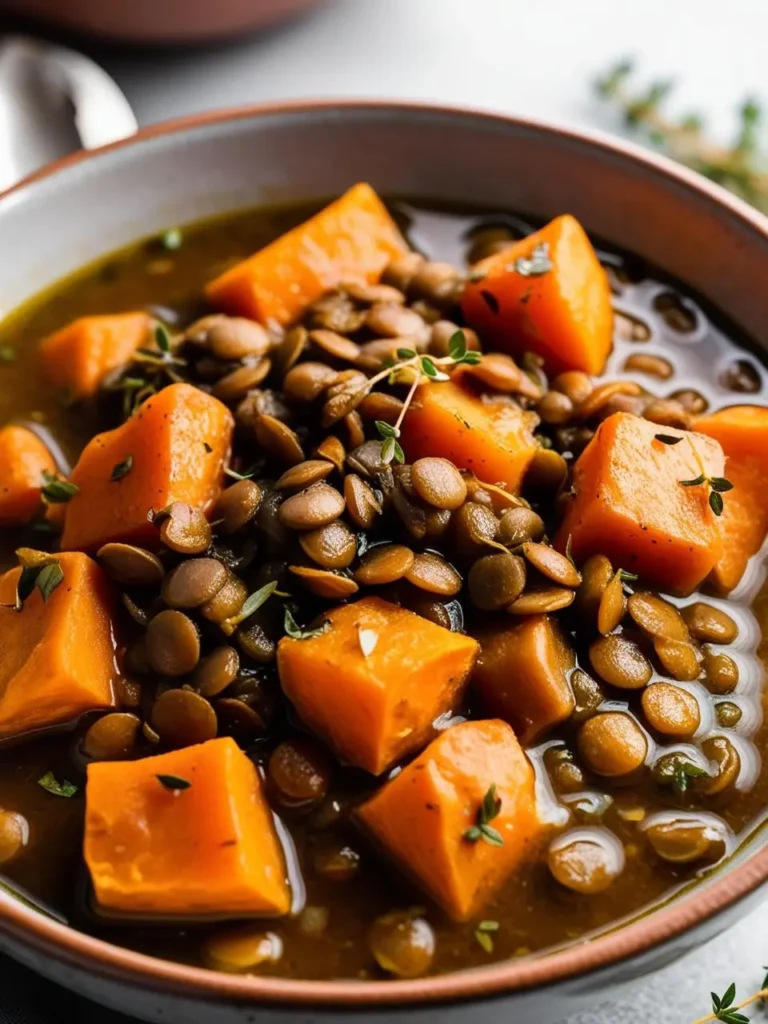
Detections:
[0, 189, 766, 981]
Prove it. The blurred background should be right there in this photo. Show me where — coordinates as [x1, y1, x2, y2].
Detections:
[0, 1, 765, 1021]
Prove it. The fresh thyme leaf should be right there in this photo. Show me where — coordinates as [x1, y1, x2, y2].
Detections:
[477, 920, 499, 932]
[513, 242, 553, 277]
[380, 436, 396, 464]
[680, 473, 707, 487]
[0, 346, 16, 362]
[464, 783, 504, 846]
[461, 351, 482, 365]
[478, 823, 504, 846]
[110, 455, 133, 481]
[475, 930, 494, 953]
[224, 466, 255, 481]
[673, 761, 708, 795]
[392, 440, 405, 465]
[38, 772, 77, 798]
[710, 477, 734, 493]
[40, 471, 79, 504]
[226, 581, 278, 628]
[618, 569, 639, 582]
[15, 566, 41, 611]
[480, 289, 500, 314]
[375, 420, 399, 439]
[396, 347, 416, 359]
[156, 774, 191, 792]
[654, 433, 683, 445]
[160, 228, 183, 251]
[155, 324, 172, 353]
[420, 356, 438, 378]
[36, 562, 64, 602]
[448, 330, 468, 361]
[709, 489, 725, 516]
[203, 442, 213, 454]
[284, 606, 331, 640]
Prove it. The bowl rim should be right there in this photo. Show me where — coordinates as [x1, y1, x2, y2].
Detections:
[3, 98, 768, 1009]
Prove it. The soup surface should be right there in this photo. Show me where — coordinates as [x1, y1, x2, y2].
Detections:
[0, 194, 766, 981]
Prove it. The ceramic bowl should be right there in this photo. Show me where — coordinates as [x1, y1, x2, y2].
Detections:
[1, 101, 768, 1024]
[0, 0, 321, 43]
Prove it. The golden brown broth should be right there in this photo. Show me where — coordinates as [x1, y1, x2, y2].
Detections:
[0, 200, 766, 979]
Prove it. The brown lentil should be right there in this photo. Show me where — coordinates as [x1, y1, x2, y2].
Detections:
[82, 713, 141, 760]
[597, 572, 627, 635]
[641, 683, 701, 737]
[578, 712, 648, 776]
[289, 566, 359, 600]
[268, 737, 332, 808]
[145, 610, 201, 676]
[682, 603, 739, 644]
[96, 543, 165, 587]
[254, 414, 305, 466]
[213, 480, 262, 534]
[274, 460, 334, 492]
[157, 502, 211, 555]
[410, 458, 467, 510]
[151, 688, 217, 748]
[702, 648, 740, 694]
[547, 829, 624, 894]
[627, 592, 689, 642]
[405, 553, 462, 597]
[507, 587, 575, 615]
[161, 558, 228, 610]
[653, 637, 701, 682]
[344, 473, 381, 530]
[468, 551, 526, 611]
[589, 634, 653, 689]
[622, 353, 674, 380]
[497, 507, 545, 547]
[278, 482, 346, 531]
[299, 520, 357, 570]
[368, 913, 435, 978]
[521, 542, 581, 587]
[355, 545, 415, 586]
[193, 647, 240, 698]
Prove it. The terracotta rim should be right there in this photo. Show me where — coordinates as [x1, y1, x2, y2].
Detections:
[3, 99, 768, 1008]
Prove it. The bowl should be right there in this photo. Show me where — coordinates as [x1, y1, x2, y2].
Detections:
[1, 101, 768, 1023]
[0, 0, 321, 44]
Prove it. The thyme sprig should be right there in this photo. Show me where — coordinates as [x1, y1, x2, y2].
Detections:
[596, 60, 768, 212]
[655, 434, 733, 516]
[367, 330, 480, 464]
[692, 979, 768, 1023]
[463, 783, 504, 846]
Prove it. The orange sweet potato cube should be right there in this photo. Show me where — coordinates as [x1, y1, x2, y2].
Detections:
[61, 383, 233, 552]
[555, 412, 725, 595]
[0, 552, 117, 739]
[696, 405, 768, 592]
[39, 313, 153, 400]
[358, 720, 544, 920]
[400, 377, 539, 492]
[473, 616, 575, 744]
[205, 183, 408, 326]
[0, 425, 56, 526]
[84, 737, 290, 917]
[276, 596, 479, 775]
[461, 215, 613, 375]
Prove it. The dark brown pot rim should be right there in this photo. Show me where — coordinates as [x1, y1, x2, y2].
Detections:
[2, 99, 768, 1008]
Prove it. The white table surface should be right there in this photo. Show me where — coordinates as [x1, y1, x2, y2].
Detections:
[8, 2, 768, 1021]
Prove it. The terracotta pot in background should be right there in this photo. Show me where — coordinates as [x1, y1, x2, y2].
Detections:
[0, 0, 321, 43]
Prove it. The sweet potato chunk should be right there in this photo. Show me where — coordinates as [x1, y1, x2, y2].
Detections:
[696, 405, 768, 591]
[206, 183, 408, 326]
[84, 737, 290, 917]
[473, 616, 575, 743]
[39, 313, 152, 400]
[0, 425, 56, 526]
[461, 215, 612, 375]
[358, 720, 544, 920]
[61, 383, 233, 552]
[400, 377, 539, 491]
[276, 596, 478, 775]
[555, 412, 725, 595]
[0, 552, 117, 739]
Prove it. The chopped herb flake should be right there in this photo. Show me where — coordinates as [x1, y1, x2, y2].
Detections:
[40, 471, 79, 504]
[110, 455, 133, 481]
[156, 774, 191, 792]
[38, 772, 77, 798]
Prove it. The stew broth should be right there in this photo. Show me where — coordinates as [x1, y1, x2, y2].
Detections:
[0, 198, 765, 980]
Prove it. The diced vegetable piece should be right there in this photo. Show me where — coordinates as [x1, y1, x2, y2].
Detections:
[39, 313, 153, 400]
[61, 383, 233, 552]
[473, 616, 575, 743]
[555, 413, 725, 594]
[696, 405, 768, 591]
[84, 737, 290, 917]
[0, 425, 56, 526]
[461, 215, 613, 375]
[276, 596, 478, 775]
[205, 184, 408, 326]
[0, 552, 117, 739]
[400, 377, 539, 491]
[358, 720, 544, 920]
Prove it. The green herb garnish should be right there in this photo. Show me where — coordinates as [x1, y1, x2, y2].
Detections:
[654, 433, 683, 446]
[110, 455, 133, 481]
[156, 774, 191, 792]
[474, 919, 499, 954]
[284, 606, 331, 641]
[463, 783, 504, 846]
[676, 437, 733, 517]
[40, 471, 79, 504]
[224, 466, 256, 481]
[222, 581, 278, 633]
[38, 772, 77, 798]
[11, 556, 64, 611]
